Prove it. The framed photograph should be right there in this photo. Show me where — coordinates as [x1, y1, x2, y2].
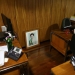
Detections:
[25, 29, 39, 49]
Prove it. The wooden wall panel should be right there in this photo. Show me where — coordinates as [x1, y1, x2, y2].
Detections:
[65, 0, 75, 18]
[35, 0, 52, 42]
[15, 0, 36, 46]
[44, 0, 52, 28]
[40, 27, 51, 41]
[0, 0, 75, 47]
[0, 0, 4, 31]
[15, 0, 26, 46]
[0, 0, 17, 33]
[51, 0, 62, 25]
[28, 0, 36, 30]
[35, 0, 44, 28]
[59, 0, 67, 27]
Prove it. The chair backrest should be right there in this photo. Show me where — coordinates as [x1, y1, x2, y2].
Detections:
[61, 18, 71, 30]
[70, 34, 75, 56]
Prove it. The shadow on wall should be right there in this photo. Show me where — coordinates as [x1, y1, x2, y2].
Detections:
[45, 24, 59, 41]
[49, 24, 59, 32]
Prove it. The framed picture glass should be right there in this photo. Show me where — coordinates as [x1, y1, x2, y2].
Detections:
[25, 29, 39, 49]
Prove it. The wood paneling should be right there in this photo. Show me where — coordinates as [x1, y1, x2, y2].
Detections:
[51, 0, 62, 26]
[15, 0, 26, 47]
[65, 0, 75, 18]
[0, 0, 17, 33]
[59, 0, 67, 27]
[0, 0, 75, 47]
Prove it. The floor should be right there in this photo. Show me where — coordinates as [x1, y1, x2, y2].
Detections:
[23, 41, 69, 75]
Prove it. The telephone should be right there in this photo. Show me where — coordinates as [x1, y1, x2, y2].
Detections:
[6, 47, 23, 61]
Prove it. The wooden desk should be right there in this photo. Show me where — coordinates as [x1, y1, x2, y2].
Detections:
[50, 30, 72, 61]
[51, 61, 75, 75]
[0, 39, 28, 75]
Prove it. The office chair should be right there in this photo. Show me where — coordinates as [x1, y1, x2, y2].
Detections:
[70, 34, 75, 70]
[70, 34, 75, 54]
[61, 18, 71, 30]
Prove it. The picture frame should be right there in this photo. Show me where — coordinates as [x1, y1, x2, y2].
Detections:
[25, 29, 40, 49]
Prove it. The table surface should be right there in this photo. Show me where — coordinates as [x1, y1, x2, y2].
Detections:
[0, 39, 28, 72]
[51, 30, 72, 42]
[51, 61, 75, 75]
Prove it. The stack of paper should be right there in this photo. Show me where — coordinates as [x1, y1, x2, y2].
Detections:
[0, 45, 8, 52]
[0, 45, 8, 66]
[0, 50, 4, 66]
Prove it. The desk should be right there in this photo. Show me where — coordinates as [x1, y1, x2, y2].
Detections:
[51, 61, 75, 75]
[50, 30, 72, 61]
[0, 39, 28, 75]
